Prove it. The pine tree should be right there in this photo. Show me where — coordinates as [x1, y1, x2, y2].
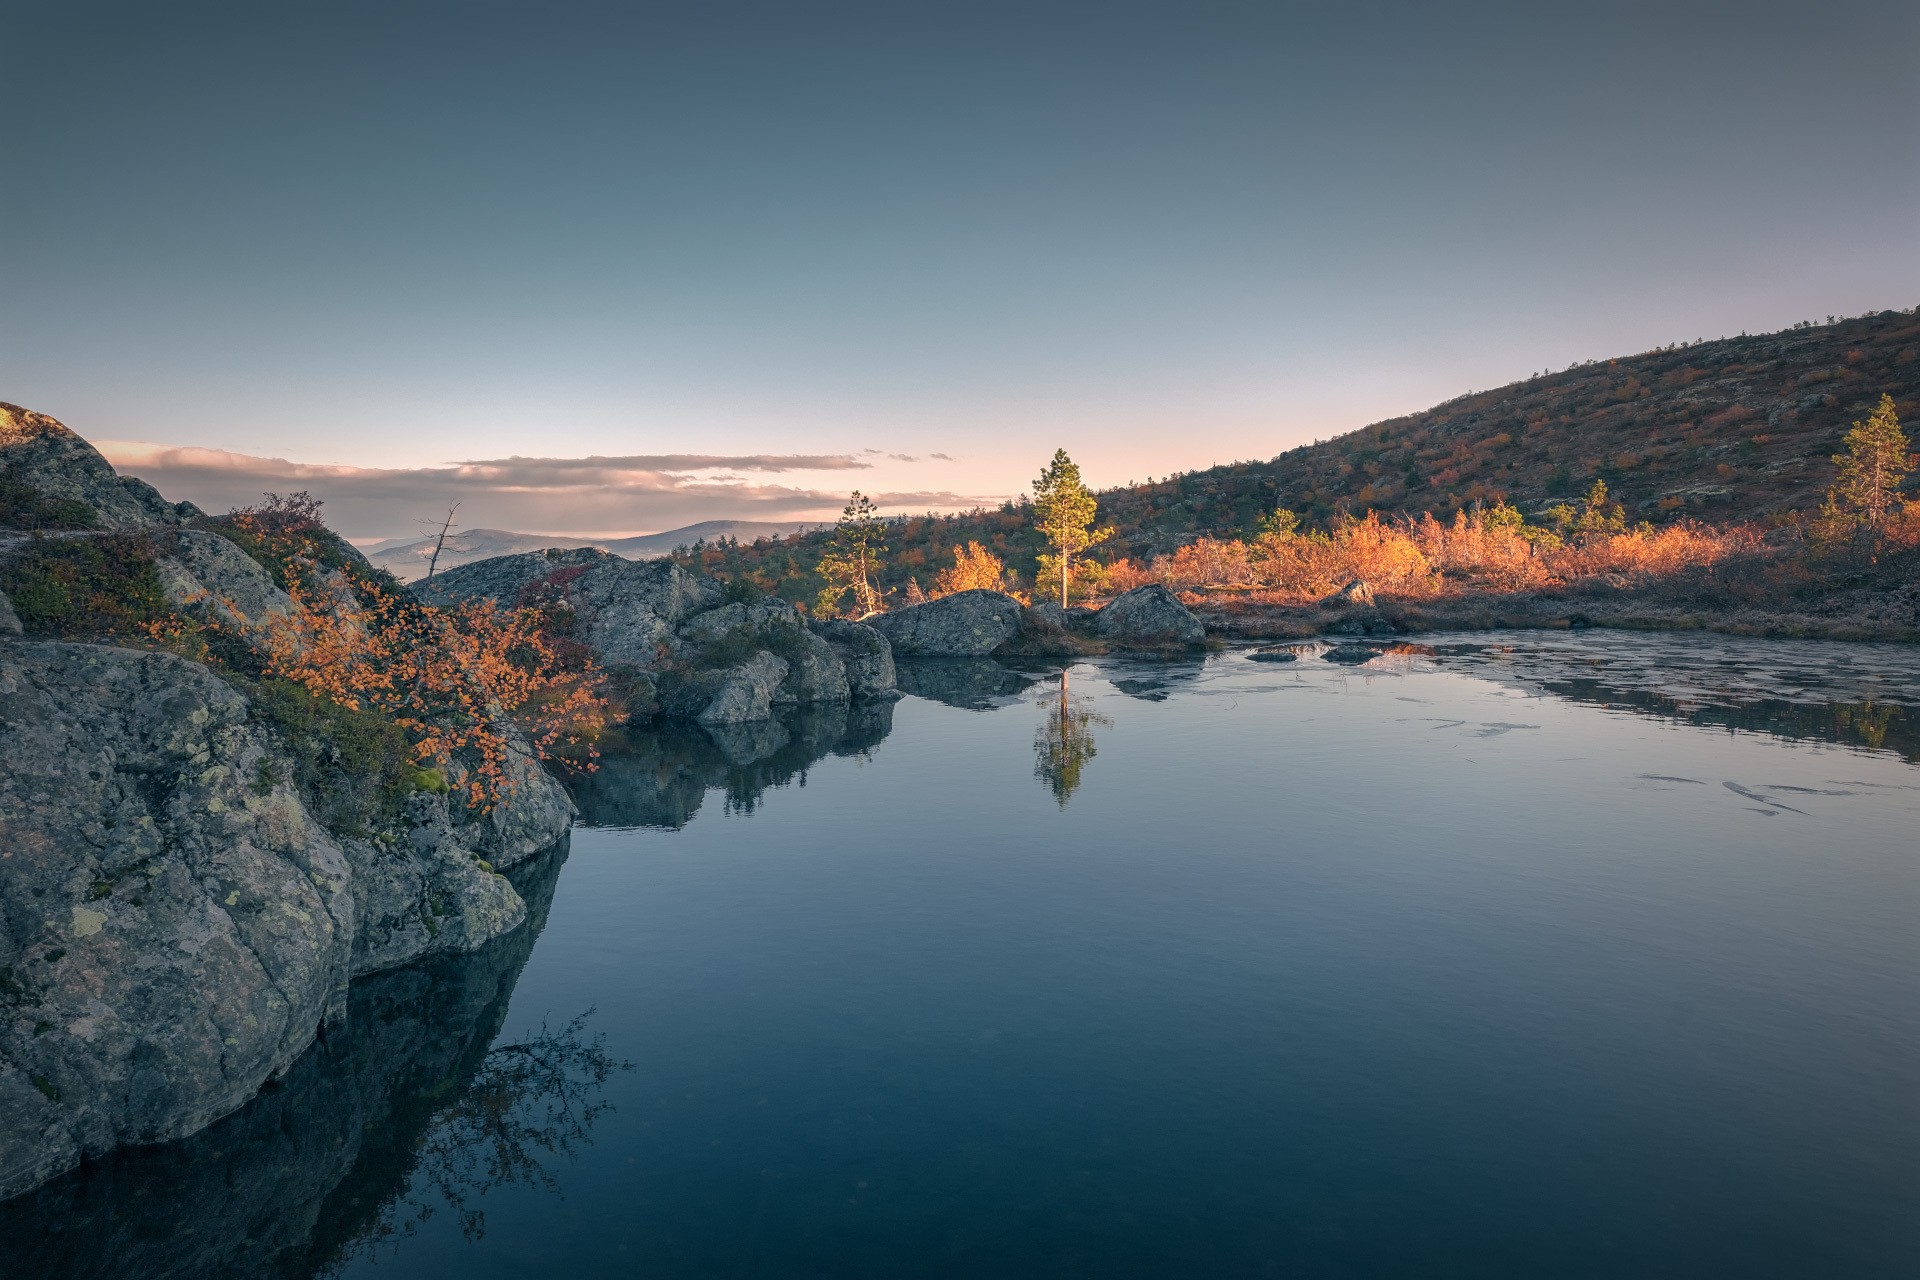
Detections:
[815, 491, 887, 616]
[1031, 449, 1112, 607]
[1827, 394, 1912, 543]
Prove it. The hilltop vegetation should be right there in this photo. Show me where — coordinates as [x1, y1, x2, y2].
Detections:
[677, 309, 1920, 605]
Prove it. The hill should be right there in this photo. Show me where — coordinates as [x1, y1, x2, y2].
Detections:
[677, 309, 1920, 602]
[368, 519, 826, 580]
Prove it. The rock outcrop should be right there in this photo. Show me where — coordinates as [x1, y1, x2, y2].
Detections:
[1093, 585, 1206, 648]
[868, 589, 1024, 656]
[674, 598, 851, 707]
[0, 642, 561, 1202]
[154, 529, 295, 646]
[424, 549, 902, 718]
[812, 619, 898, 700]
[659, 650, 790, 725]
[415, 548, 716, 670]
[0, 404, 194, 529]
[1322, 579, 1376, 608]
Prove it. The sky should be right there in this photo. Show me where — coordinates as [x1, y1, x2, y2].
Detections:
[5, 1, 1916, 541]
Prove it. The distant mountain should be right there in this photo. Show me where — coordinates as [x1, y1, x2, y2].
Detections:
[367, 520, 827, 580]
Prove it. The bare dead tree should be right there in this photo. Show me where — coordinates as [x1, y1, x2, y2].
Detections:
[423, 502, 461, 579]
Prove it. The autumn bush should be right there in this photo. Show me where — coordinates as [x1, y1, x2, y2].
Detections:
[191, 493, 608, 814]
[931, 541, 1016, 598]
[257, 567, 605, 811]
[1113, 501, 1760, 602]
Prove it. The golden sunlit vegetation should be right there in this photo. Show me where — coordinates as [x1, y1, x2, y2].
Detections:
[676, 312, 1919, 633]
[932, 541, 1016, 597]
[227, 496, 606, 812]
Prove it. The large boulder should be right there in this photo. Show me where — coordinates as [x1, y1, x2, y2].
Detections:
[0, 404, 189, 530]
[868, 590, 1023, 656]
[341, 794, 527, 977]
[811, 619, 898, 699]
[417, 548, 716, 670]
[0, 643, 355, 1200]
[0, 642, 540, 1201]
[659, 650, 789, 725]
[676, 598, 852, 706]
[1093, 585, 1206, 648]
[442, 737, 577, 866]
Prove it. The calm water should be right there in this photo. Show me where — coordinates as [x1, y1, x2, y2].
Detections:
[9, 633, 1920, 1278]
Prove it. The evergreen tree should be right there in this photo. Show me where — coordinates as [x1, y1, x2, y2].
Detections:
[1031, 449, 1112, 607]
[815, 491, 887, 616]
[1827, 394, 1912, 542]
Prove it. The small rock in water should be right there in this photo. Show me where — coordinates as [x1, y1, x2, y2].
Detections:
[1247, 648, 1298, 663]
[1322, 642, 1379, 665]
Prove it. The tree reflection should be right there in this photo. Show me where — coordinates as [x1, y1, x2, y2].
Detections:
[1034, 669, 1112, 806]
[330, 1011, 632, 1270]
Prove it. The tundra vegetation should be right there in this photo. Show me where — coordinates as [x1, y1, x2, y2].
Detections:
[677, 312, 1919, 638]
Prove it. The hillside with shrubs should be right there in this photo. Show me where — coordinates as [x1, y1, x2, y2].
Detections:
[677, 310, 1920, 636]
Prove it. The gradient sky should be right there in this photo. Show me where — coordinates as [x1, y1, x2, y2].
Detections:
[5, 0, 1916, 539]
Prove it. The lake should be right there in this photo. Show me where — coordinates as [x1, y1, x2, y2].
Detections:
[8, 632, 1919, 1278]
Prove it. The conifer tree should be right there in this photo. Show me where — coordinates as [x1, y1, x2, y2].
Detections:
[1031, 449, 1111, 607]
[1827, 394, 1912, 543]
[815, 491, 887, 616]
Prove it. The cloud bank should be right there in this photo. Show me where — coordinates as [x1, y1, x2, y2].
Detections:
[96, 441, 998, 540]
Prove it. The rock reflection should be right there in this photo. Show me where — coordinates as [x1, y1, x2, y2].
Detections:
[893, 657, 1041, 709]
[0, 840, 627, 1280]
[1034, 669, 1113, 806]
[570, 700, 895, 829]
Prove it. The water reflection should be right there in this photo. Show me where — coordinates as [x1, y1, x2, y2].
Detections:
[0, 841, 626, 1280]
[1422, 633, 1920, 761]
[892, 657, 1041, 710]
[1034, 669, 1113, 806]
[571, 701, 894, 829]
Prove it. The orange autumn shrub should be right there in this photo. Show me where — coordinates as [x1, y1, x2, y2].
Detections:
[1157, 537, 1258, 588]
[932, 542, 1014, 597]
[1549, 520, 1759, 581]
[261, 569, 605, 811]
[1411, 510, 1550, 592]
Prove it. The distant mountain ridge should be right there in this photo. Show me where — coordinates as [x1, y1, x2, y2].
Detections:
[367, 519, 826, 580]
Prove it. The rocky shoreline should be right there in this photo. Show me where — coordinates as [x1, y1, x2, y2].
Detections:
[0, 401, 1220, 1203]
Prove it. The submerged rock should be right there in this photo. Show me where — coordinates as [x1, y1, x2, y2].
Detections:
[869, 590, 1023, 656]
[1247, 648, 1299, 663]
[1321, 642, 1380, 665]
[1093, 585, 1206, 648]
[892, 656, 1041, 709]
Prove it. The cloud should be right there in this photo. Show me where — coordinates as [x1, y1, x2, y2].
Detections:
[456, 452, 873, 476]
[95, 441, 1001, 539]
[929, 452, 955, 461]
